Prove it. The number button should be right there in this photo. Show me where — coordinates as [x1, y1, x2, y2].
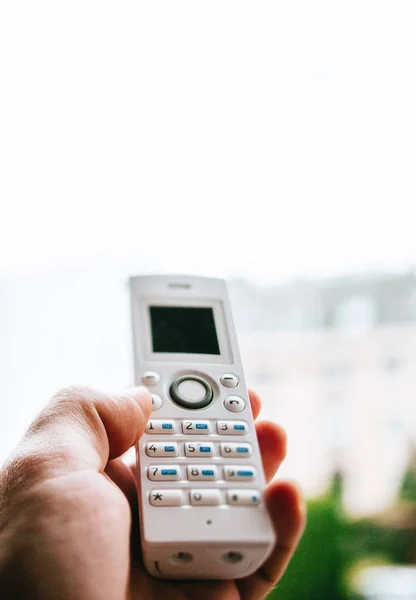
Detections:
[189, 489, 221, 506]
[223, 466, 256, 482]
[150, 490, 183, 506]
[224, 396, 246, 413]
[185, 442, 214, 457]
[186, 465, 217, 481]
[145, 442, 178, 457]
[146, 420, 176, 434]
[217, 421, 248, 435]
[220, 443, 252, 458]
[147, 466, 180, 481]
[227, 490, 260, 506]
[181, 420, 211, 434]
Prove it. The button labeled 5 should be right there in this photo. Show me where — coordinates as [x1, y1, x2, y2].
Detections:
[146, 420, 175, 434]
[185, 442, 214, 457]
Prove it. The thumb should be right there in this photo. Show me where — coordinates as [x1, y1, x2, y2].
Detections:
[4, 386, 152, 485]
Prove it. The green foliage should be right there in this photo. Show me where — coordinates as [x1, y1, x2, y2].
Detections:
[268, 492, 347, 600]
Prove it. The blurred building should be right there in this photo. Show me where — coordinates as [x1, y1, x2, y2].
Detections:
[229, 272, 416, 516]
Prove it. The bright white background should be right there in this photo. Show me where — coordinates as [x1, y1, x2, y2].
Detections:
[1, 2, 416, 481]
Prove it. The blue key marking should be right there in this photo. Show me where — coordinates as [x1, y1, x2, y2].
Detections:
[196, 423, 208, 430]
[201, 470, 214, 476]
[161, 469, 177, 476]
[252, 496, 258, 502]
[162, 423, 173, 429]
[200, 446, 211, 453]
[164, 445, 175, 452]
[237, 447, 249, 453]
[234, 424, 245, 431]
[237, 470, 253, 477]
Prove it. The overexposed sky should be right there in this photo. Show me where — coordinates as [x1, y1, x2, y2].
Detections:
[1, 1, 416, 282]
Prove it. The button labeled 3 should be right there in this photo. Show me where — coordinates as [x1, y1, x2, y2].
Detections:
[217, 421, 248, 435]
[150, 490, 183, 506]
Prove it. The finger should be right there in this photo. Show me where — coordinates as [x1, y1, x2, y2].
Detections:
[237, 480, 306, 600]
[3, 386, 152, 488]
[105, 458, 138, 509]
[255, 421, 287, 483]
[248, 389, 262, 420]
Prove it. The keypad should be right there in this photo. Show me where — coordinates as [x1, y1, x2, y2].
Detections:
[144, 417, 259, 507]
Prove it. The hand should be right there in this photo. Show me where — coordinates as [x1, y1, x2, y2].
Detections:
[0, 386, 305, 600]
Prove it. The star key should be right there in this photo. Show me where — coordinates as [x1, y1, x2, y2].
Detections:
[153, 493, 163, 501]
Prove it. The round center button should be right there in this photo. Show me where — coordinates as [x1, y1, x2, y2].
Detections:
[170, 375, 213, 409]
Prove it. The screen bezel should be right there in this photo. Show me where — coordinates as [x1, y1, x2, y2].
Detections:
[138, 297, 233, 364]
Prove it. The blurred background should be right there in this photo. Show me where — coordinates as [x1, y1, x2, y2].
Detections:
[1, 1, 415, 598]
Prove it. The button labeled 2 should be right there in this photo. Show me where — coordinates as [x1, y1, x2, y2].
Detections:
[146, 442, 178, 457]
[220, 443, 252, 458]
[187, 465, 217, 481]
[182, 420, 211, 434]
[185, 442, 214, 457]
[146, 420, 176, 434]
[217, 421, 248, 435]
[150, 490, 183, 506]
[148, 466, 180, 481]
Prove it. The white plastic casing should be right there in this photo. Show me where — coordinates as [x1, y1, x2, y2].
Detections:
[130, 275, 275, 579]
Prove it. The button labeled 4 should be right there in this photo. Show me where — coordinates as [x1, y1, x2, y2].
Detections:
[145, 442, 178, 457]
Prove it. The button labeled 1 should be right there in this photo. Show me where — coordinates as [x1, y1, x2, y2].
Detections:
[148, 466, 180, 481]
[150, 490, 183, 506]
[224, 396, 246, 413]
[190, 489, 221, 506]
[220, 443, 252, 458]
[146, 442, 178, 457]
[217, 421, 248, 435]
[146, 420, 175, 434]
[182, 420, 211, 434]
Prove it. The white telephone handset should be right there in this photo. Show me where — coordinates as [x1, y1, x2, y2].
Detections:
[130, 275, 275, 579]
